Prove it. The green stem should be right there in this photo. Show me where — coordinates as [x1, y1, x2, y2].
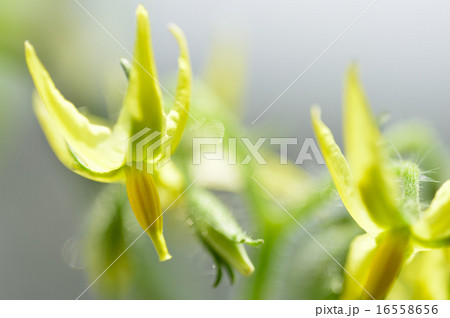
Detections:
[249, 225, 280, 299]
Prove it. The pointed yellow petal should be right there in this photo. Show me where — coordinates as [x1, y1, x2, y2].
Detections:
[25, 42, 126, 173]
[311, 107, 379, 234]
[119, 5, 164, 137]
[125, 166, 171, 261]
[341, 234, 377, 299]
[165, 23, 192, 152]
[33, 94, 124, 182]
[344, 65, 404, 228]
[344, 65, 378, 172]
[413, 180, 450, 242]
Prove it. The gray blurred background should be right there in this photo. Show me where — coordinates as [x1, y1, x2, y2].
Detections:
[1, 0, 450, 299]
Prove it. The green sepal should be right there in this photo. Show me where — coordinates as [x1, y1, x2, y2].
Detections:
[198, 235, 235, 287]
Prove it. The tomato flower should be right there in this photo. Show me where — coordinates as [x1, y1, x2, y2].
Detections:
[312, 66, 450, 299]
[25, 5, 191, 261]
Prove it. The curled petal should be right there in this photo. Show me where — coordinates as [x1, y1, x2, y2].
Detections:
[33, 94, 124, 182]
[25, 42, 127, 173]
[165, 23, 192, 152]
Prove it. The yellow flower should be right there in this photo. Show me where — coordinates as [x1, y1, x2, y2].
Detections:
[25, 5, 191, 261]
[312, 65, 450, 299]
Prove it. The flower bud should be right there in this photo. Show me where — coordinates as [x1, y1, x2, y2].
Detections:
[188, 188, 262, 284]
[202, 227, 255, 277]
[125, 166, 171, 261]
